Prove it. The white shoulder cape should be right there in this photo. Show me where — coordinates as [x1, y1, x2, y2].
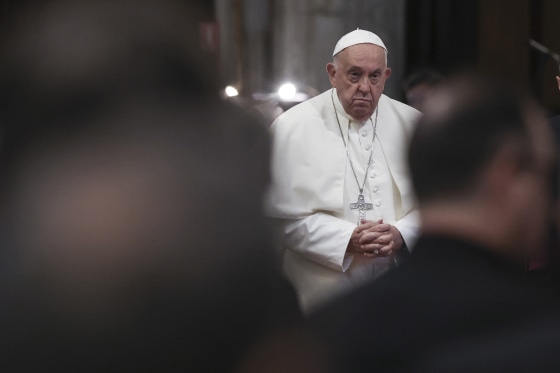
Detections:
[266, 89, 420, 222]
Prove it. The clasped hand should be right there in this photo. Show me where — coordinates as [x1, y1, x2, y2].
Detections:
[348, 219, 404, 257]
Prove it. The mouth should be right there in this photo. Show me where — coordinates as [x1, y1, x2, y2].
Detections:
[352, 98, 371, 106]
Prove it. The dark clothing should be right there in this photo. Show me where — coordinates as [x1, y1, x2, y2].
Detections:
[309, 235, 559, 373]
[527, 115, 560, 293]
[550, 115, 560, 138]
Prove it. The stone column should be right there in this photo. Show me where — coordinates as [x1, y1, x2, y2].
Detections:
[271, 0, 407, 98]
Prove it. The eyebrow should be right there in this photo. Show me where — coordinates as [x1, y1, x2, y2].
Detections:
[347, 65, 383, 73]
[347, 66, 362, 71]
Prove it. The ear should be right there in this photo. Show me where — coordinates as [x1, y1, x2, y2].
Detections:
[326, 63, 337, 88]
[485, 146, 518, 194]
[483, 145, 529, 209]
[384, 67, 392, 80]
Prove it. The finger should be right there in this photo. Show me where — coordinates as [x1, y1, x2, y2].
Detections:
[357, 225, 390, 240]
[371, 233, 393, 245]
[362, 231, 393, 245]
[356, 218, 386, 232]
[361, 246, 383, 257]
[377, 240, 395, 254]
[351, 226, 367, 241]
[359, 232, 384, 244]
[373, 223, 391, 232]
[362, 247, 392, 257]
[355, 220, 378, 233]
[361, 223, 391, 234]
[360, 242, 385, 251]
[361, 239, 396, 256]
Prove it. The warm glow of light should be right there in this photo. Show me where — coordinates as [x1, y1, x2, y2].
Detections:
[224, 85, 239, 97]
[278, 82, 297, 100]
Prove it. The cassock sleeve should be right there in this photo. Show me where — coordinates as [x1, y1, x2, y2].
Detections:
[282, 213, 356, 272]
[394, 209, 420, 252]
[376, 96, 421, 252]
[266, 98, 356, 272]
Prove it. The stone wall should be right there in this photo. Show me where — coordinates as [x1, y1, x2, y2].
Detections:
[217, 0, 407, 100]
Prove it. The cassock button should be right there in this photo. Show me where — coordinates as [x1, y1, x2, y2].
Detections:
[370, 172, 377, 178]
[364, 144, 371, 151]
[361, 132, 368, 137]
[375, 201, 382, 207]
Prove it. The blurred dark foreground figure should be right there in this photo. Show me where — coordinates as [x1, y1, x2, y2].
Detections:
[402, 69, 443, 112]
[526, 75, 560, 294]
[0, 1, 315, 371]
[308, 73, 560, 372]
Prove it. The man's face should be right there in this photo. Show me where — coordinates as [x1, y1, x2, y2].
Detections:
[514, 109, 556, 255]
[327, 44, 391, 122]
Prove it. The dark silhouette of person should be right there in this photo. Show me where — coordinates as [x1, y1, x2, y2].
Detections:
[307, 73, 560, 372]
[0, 1, 307, 371]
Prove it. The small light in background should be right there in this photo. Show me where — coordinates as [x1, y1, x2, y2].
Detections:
[224, 85, 239, 97]
[278, 82, 297, 101]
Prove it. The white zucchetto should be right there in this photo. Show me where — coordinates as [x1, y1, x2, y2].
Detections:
[332, 28, 387, 56]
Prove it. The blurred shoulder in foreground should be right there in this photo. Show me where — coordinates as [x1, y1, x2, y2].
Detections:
[0, 1, 308, 371]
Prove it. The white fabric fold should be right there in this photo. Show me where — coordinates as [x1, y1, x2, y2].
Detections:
[266, 89, 421, 313]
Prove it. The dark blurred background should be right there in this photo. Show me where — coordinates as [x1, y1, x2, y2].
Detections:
[2, 0, 559, 114]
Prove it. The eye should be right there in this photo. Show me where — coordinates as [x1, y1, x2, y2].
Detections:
[370, 73, 381, 84]
[349, 71, 361, 82]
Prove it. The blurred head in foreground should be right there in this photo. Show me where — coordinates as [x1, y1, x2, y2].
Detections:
[0, 0, 302, 371]
[409, 73, 556, 260]
[402, 69, 443, 112]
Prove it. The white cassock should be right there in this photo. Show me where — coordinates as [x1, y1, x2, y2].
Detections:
[266, 88, 421, 314]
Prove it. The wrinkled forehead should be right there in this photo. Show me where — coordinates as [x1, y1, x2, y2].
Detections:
[335, 43, 388, 66]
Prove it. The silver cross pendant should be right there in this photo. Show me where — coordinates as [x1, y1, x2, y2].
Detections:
[350, 194, 373, 225]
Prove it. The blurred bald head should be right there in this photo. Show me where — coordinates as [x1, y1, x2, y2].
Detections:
[408, 73, 555, 256]
[0, 1, 277, 370]
[409, 74, 553, 204]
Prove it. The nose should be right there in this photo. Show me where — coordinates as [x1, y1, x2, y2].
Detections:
[358, 76, 369, 93]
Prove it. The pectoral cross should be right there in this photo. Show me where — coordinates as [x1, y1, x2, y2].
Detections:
[350, 194, 373, 225]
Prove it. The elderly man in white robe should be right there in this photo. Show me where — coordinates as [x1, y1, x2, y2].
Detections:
[267, 29, 422, 314]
